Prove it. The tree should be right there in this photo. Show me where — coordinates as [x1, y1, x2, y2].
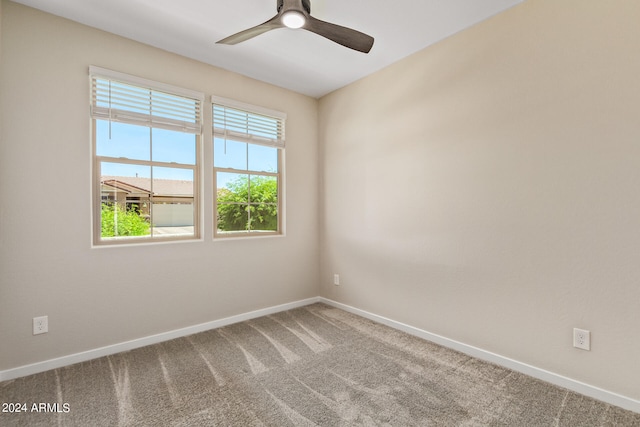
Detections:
[101, 203, 150, 237]
[217, 175, 278, 232]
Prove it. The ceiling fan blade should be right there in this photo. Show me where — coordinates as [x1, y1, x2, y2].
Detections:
[304, 16, 374, 53]
[217, 15, 284, 45]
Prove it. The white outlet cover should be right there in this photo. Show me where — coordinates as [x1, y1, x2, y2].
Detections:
[573, 328, 590, 350]
[33, 316, 48, 335]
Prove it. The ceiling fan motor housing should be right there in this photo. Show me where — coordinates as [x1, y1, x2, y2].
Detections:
[277, 0, 311, 14]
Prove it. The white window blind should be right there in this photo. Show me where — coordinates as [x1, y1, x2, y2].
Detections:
[90, 66, 203, 134]
[213, 97, 285, 148]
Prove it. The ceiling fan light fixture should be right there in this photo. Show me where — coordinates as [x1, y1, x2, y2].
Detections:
[282, 11, 305, 29]
[217, 0, 374, 53]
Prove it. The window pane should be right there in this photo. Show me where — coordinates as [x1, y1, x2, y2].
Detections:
[248, 144, 278, 172]
[247, 175, 278, 231]
[249, 204, 278, 231]
[248, 175, 278, 204]
[217, 172, 248, 232]
[151, 167, 195, 237]
[96, 121, 150, 161]
[151, 203, 194, 237]
[217, 204, 249, 232]
[215, 173, 279, 234]
[216, 172, 248, 203]
[99, 162, 151, 239]
[101, 162, 150, 179]
[152, 166, 194, 186]
[152, 128, 196, 165]
[214, 138, 247, 170]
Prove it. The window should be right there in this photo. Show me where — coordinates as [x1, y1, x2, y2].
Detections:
[90, 66, 203, 245]
[213, 97, 286, 237]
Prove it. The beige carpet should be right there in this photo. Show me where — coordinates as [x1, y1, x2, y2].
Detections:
[1, 303, 639, 426]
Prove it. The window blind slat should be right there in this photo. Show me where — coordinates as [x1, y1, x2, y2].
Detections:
[91, 106, 201, 134]
[213, 103, 285, 148]
[90, 72, 202, 134]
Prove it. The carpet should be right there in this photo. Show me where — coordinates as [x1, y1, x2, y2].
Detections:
[1, 303, 639, 426]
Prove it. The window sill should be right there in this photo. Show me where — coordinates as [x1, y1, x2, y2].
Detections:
[213, 232, 285, 241]
[91, 236, 204, 249]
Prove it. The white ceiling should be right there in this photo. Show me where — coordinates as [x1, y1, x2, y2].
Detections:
[12, 0, 523, 98]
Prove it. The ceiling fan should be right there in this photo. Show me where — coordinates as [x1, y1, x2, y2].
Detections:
[217, 0, 374, 54]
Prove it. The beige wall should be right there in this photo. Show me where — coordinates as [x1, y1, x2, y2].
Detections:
[319, 0, 640, 401]
[0, 1, 319, 370]
[3, 0, 640, 406]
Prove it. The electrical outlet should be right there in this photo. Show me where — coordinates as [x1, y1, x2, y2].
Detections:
[573, 328, 590, 350]
[333, 274, 340, 286]
[33, 316, 48, 335]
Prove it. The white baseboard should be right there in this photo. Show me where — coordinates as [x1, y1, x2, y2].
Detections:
[0, 297, 321, 383]
[2, 296, 638, 414]
[318, 297, 640, 414]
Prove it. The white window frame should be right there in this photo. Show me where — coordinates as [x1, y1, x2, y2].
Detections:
[90, 66, 204, 246]
[213, 96, 286, 238]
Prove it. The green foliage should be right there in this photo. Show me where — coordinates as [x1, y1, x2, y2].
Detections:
[101, 203, 150, 237]
[217, 175, 278, 232]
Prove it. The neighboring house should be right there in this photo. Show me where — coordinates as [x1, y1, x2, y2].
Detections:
[101, 176, 194, 227]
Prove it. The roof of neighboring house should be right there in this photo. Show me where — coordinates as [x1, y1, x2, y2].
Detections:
[101, 176, 193, 197]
